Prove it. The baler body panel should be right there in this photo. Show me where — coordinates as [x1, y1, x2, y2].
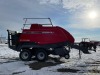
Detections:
[19, 24, 74, 45]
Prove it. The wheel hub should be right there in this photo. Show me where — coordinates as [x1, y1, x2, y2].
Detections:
[37, 52, 45, 60]
[21, 52, 29, 59]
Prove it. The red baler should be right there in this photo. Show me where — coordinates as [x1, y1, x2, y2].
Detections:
[7, 18, 75, 61]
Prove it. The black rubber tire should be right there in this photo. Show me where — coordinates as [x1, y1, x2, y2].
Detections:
[19, 50, 32, 61]
[35, 49, 48, 62]
[65, 54, 70, 59]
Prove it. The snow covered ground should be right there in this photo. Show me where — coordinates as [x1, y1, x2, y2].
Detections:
[0, 44, 100, 75]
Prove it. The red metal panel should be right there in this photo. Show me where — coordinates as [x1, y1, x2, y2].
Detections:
[19, 24, 75, 45]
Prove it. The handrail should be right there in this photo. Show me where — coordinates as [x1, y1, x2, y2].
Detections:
[22, 18, 53, 29]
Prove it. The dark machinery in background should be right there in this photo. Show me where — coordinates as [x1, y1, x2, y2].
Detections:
[79, 38, 98, 52]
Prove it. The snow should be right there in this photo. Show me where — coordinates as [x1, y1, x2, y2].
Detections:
[0, 44, 100, 75]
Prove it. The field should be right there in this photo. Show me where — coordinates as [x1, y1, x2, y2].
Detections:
[0, 44, 100, 75]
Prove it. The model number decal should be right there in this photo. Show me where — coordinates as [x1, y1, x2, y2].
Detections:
[23, 31, 54, 34]
[20, 39, 30, 41]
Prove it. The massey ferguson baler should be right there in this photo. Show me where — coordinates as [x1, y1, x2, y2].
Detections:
[7, 18, 88, 61]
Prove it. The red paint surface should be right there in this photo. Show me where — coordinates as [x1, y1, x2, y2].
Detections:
[19, 24, 75, 45]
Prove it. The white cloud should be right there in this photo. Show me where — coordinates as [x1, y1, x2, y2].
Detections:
[39, 0, 61, 5]
[39, 0, 98, 10]
[63, 0, 97, 9]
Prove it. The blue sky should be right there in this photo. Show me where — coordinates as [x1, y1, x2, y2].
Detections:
[0, 0, 100, 42]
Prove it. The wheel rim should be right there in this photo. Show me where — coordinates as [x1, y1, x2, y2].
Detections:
[37, 52, 45, 60]
[65, 55, 69, 59]
[21, 52, 29, 59]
